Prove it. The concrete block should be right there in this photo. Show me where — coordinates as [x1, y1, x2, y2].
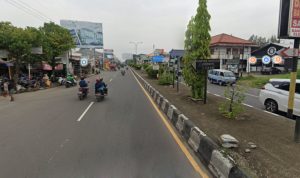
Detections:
[209, 150, 234, 178]
[182, 120, 195, 141]
[161, 99, 170, 114]
[198, 136, 219, 166]
[228, 166, 249, 178]
[188, 127, 207, 152]
[176, 114, 189, 133]
[171, 108, 181, 126]
[167, 105, 177, 120]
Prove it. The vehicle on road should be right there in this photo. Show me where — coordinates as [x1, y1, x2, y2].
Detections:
[121, 70, 126, 76]
[208, 69, 236, 86]
[78, 87, 89, 100]
[259, 79, 300, 117]
[95, 87, 108, 102]
[261, 67, 282, 75]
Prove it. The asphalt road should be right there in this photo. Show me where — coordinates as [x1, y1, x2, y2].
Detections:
[207, 82, 264, 109]
[0, 71, 209, 178]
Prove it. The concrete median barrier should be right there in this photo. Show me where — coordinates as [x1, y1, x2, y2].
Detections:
[197, 135, 219, 166]
[188, 127, 207, 152]
[167, 105, 177, 120]
[182, 119, 195, 141]
[156, 94, 164, 107]
[161, 99, 170, 114]
[209, 150, 235, 178]
[228, 166, 248, 178]
[171, 108, 181, 126]
[176, 114, 189, 134]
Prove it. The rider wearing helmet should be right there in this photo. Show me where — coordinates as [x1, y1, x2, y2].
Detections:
[95, 78, 107, 95]
[79, 76, 88, 88]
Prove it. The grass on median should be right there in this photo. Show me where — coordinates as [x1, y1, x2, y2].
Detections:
[238, 70, 300, 88]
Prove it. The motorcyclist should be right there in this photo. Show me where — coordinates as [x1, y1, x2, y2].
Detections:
[120, 67, 126, 75]
[79, 77, 88, 94]
[95, 78, 107, 95]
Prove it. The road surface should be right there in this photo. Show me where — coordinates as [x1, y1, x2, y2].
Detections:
[0, 71, 210, 178]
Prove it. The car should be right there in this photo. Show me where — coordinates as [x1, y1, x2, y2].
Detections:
[208, 69, 236, 86]
[259, 79, 300, 117]
[261, 67, 282, 75]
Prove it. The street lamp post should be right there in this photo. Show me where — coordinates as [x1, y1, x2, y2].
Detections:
[129, 41, 143, 55]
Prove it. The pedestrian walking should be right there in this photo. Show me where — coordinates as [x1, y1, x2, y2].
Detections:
[3, 79, 9, 97]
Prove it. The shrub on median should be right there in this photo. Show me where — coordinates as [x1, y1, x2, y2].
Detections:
[158, 71, 173, 85]
[145, 65, 158, 79]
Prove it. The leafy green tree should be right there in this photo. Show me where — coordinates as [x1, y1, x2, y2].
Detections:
[41, 22, 75, 74]
[183, 0, 211, 99]
[219, 85, 246, 119]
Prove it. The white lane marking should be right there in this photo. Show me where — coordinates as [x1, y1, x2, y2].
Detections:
[264, 111, 280, 117]
[244, 93, 259, 98]
[77, 102, 94, 122]
[214, 94, 221, 97]
[207, 91, 211, 94]
[226, 97, 230, 100]
[243, 103, 254, 108]
[109, 78, 113, 82]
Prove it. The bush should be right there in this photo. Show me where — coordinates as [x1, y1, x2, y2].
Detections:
[158, 71, 173, 85]
[142, 63, 150, 70]
[297, 70, 300, 79]
[145, 65, 158, 79]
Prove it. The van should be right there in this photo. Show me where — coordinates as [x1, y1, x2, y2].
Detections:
[208, 69, 236, 86]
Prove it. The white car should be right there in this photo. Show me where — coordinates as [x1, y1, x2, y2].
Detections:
[259, 79, 300, 117]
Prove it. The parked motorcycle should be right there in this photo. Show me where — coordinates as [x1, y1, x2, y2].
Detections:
[78, 87, 89, 100]
[65, 79, 77, 88]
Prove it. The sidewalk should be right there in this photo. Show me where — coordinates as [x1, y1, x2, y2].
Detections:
[136, 70, 300, 178]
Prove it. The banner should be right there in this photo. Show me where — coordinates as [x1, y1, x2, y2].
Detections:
[60, 20, 103, 48]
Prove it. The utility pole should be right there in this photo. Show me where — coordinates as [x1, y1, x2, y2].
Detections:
[177, 57, 180, 92]
[129, 41, 143, 55]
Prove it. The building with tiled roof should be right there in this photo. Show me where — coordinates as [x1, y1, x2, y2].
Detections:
[210, 33, 258, 74]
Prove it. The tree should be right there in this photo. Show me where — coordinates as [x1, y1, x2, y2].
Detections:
[183, 0, 211, 99]
[249, 34, 280, 47]
[41, 22, 75, 74]
[219, 85, 246, 119]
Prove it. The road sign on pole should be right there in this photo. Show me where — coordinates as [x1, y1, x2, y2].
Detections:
[278, 48, 299, 57]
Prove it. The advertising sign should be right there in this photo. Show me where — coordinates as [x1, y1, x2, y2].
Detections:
[289, 0, 300, 37]
[262, 55, 272, 64]
[272, 55, 284, 64]
[248, 56, 257, 65]
[60, 20, 103, 48]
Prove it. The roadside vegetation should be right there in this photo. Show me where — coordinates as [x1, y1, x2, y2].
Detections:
[238, 70, 300, 88]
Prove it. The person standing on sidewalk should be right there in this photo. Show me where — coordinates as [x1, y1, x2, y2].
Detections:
[8, 79, 14, 101]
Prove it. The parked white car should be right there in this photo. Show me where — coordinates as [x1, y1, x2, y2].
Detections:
[259, 79, 300, 117]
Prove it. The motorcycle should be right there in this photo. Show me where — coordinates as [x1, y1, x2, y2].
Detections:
[58, 77, 66, 86]
[121, 70, 126, 76]
[65, 79, 77, 88]
[95, 86, 108, 102]
[78, 87, 89, 100]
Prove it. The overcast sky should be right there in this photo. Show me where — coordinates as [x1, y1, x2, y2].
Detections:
[0, 0, 281, 59]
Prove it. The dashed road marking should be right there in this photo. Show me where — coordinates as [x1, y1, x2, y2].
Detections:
[214, 94, 221, 97]
[77, 102, 94, 122]
[243, 103, 254, 108]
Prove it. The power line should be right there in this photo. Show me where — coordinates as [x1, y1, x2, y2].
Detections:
[5, 0, 48, 22]
[14, 0, 53, 21]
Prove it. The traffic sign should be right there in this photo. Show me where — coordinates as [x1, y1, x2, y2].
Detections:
[248, 56, 257, 65]
[262, 55, 272, 64]
[80, 58, 88, 67]
[278, 48, 299, 57]
[272, 55, 284, 64]
[193, 60, 217, 71]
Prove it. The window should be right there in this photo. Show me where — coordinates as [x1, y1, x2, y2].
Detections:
[278, 83, 290, 91]
[226, 48, 231, 55]
[296, 84, 300, 94]
[220, 72, 224, 77]
[210, 48, 215, 55]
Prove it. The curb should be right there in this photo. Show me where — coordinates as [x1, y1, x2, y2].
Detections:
[132, 70, 249, 178]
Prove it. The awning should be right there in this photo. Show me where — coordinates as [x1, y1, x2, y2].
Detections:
[0, 59, 13, 67]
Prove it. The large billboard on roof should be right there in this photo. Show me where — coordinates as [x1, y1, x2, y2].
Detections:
[60, 20, 103, 48]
